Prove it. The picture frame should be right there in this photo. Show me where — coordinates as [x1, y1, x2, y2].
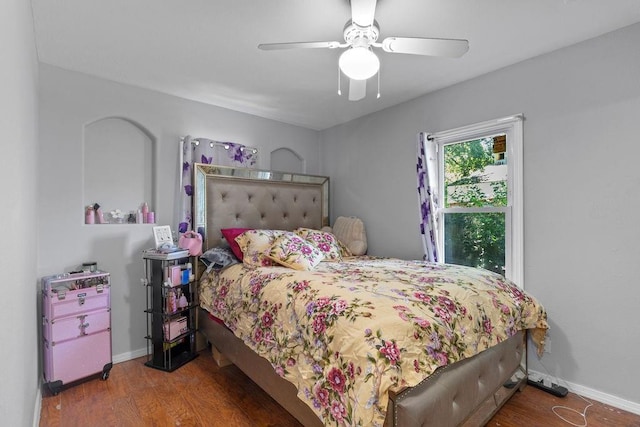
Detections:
[152, 225, 173, 249]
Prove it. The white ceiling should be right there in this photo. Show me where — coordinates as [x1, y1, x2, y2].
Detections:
[32, 0, 640, 131]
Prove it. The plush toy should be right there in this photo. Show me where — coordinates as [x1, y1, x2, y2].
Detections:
[530, 327, 548, 357]
[322, 216, 368, 256]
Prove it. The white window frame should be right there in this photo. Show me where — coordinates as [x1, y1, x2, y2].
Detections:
[429, 115, 524, 288]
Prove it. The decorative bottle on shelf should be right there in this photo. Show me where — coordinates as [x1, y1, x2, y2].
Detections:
[85, 205, 95, 224]
[177, 289, 188, 309]
[166, 289, 177, 314]
[141, 202, 149, 223]
[94, 203, 105, 224]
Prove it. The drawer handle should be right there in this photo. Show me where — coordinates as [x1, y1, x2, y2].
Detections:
[79, 321, 90, 335]
[77, 315, 90, 334]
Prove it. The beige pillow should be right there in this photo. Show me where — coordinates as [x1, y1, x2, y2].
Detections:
[323, 216, 367, 256]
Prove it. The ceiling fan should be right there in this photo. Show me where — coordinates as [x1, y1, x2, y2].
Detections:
[258, 0, 469, 101]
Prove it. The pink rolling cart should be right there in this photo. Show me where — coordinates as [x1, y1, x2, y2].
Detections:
[41, 270, 112, 395]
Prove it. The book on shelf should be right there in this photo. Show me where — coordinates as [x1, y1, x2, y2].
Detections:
[142, 248, 190, 260]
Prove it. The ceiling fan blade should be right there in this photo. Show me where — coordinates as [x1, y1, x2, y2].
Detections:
[258, 41, 342, 50]
[348, 78, 366, 101]
[381, 37, 469, 58]
[350, 0, 377, 27]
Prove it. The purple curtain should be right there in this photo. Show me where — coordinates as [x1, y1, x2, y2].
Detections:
[178, 135, 257, 234]
[416, 132, 440, 262]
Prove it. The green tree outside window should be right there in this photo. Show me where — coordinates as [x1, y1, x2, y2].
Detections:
[443, 137, 507, 275]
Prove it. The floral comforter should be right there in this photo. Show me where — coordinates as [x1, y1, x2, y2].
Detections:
[200, 257, 548, 426]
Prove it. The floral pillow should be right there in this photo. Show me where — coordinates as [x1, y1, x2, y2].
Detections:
[235, 229, 286, 267]
[294, 228, 351, 261]
[267, 233, 324, 271]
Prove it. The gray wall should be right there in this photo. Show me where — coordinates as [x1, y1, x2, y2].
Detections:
[0, 0, 39, 424]
[320, 23, 640, 411]
[13, 7, 640, 421]
[38, 64, 321, 362]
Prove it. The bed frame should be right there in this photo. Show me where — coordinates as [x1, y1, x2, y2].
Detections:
[192, 163, 527, 427]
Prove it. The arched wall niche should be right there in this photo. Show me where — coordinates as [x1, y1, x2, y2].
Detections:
[83, 117, 156, 222]
[270, 147, 305, 173]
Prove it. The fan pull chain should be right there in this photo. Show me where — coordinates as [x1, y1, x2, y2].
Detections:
[337, 65, 342, 96]
[376, 69, 381, 99]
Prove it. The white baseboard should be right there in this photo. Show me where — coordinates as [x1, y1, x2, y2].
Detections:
[529, 370, 640, 416]
[112, 347, 147, 364]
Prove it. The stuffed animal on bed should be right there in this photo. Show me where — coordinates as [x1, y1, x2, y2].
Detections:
[322, 216, 368, 256]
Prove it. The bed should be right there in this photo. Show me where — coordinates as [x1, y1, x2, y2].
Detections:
[192, 164, 548, 427]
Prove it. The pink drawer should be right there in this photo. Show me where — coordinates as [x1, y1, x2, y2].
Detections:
[48, 288, 109, 319]
[43, 330, 112, 385]
[49, 309, 110, 343]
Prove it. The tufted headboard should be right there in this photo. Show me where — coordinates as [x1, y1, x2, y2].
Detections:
[192, 164, 330, 251]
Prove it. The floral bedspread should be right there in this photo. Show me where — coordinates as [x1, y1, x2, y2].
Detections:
[200, 257, 548, 426]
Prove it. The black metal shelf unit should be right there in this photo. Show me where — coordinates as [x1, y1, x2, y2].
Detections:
[142, 252, 197, 372]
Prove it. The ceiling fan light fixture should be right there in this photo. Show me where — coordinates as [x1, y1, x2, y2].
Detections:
[339, 46, 379, 80]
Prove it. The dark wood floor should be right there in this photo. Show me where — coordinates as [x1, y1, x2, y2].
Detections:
[40, 349, 640, 426]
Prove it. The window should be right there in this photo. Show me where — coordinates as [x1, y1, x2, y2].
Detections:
[431, 115, 523, 286]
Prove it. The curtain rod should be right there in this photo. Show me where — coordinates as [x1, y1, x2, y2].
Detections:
[425, 114, 523, 142]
